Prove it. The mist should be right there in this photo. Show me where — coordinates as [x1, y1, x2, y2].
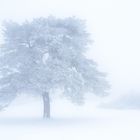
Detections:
[0, 0, 140, 140]
[0, 0, 140, 96]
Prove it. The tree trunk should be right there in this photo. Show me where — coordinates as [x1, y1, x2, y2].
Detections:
[42, 92, 50, 119]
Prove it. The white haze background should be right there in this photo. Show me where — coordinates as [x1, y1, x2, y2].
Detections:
[0, 0, 140, 96]
[0, 0, 140, 140]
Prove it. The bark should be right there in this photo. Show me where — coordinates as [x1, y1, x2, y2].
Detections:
[42, 92, 50, 118]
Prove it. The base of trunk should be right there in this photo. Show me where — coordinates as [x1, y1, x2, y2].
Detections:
[42, 92, 50, 119]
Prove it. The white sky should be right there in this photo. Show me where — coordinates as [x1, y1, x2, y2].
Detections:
[0, 0, 140, 96]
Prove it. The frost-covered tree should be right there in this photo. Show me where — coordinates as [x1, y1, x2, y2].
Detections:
[0, 17, 109, 118]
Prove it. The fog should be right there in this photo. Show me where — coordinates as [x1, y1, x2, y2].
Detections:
[0, 0, 140, 97]
[1, 1, 140, 140]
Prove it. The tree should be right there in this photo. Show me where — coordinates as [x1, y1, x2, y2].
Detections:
[0, 17, 109, 118]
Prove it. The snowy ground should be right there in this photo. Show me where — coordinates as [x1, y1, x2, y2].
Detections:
[0, 96, 140, 140]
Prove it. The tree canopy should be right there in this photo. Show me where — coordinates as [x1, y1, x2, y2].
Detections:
[0, 17, 109, 117]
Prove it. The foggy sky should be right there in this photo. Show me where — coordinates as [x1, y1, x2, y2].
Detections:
[0, 0, 140, 96]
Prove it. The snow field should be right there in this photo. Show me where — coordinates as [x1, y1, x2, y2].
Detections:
[0, 96, 140, 140]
